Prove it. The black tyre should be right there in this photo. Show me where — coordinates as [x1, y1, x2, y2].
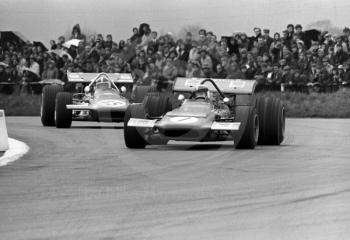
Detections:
[41, 85, 63, 126]
[235, 106, 259, 149]
[124, 104, 148, 149]
[55, 92, 72, 128]
[263, 97, 285, 145]
[143, 93, 172, 118]
[256, 96, 269, 144]
[132, 85, 151, 103]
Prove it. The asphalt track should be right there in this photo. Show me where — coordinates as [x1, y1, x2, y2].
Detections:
[1, 117, 350, 240]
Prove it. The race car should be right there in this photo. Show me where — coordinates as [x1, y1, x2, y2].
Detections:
[41, 72, 133, 128]
[124, 77, 285, 149]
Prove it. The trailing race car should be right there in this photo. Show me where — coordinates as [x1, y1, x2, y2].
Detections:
[124, 77, 285, 149]
[41, 72, 133, 128]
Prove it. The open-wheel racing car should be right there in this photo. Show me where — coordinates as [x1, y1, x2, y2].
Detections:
[124, 77, 285, 149]
[41, 72, 133, 128]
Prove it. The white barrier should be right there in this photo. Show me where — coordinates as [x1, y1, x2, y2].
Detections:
[0, 110, 9, 151]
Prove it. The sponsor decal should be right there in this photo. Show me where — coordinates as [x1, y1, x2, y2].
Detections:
[170, 117, 198, 124]
[97, 100, 125, 107]
[211, 122, 241, 130]
[229, 80, 246, 89]
[128, 118, 156, 128]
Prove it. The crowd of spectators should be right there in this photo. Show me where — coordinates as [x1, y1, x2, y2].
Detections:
[1, 23, 350, 95]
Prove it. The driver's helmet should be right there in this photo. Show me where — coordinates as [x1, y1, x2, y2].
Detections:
[194, 84, 209, 100]
[95, 77, 111, 90]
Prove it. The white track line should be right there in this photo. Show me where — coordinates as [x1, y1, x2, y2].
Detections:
[0, 138, 29, 167]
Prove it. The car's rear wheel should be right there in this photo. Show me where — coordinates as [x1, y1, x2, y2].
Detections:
[124, 104, 148, 148]
[261, 97, 285, 145]
[235, 106, 259, 149]
[143, 93, 173, 118]
[55, 92, 72, 128]
[132, 85, 151, 103]
[41, 85, 63, 126]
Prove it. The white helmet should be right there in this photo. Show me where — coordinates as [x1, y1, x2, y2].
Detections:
[96, 77, 111, 90]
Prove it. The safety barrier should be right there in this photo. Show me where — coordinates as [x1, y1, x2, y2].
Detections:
[0, 110, 9, 151]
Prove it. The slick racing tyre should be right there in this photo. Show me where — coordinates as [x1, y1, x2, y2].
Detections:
[143, 93, 172, 118]
[55, 92, 73, 128]
[235, 106, 259, 149]
[132, 85, 151, 103]
[41, 85, 63, 126]
[124, 104, 148, 149]
[259, 96, 285, 145]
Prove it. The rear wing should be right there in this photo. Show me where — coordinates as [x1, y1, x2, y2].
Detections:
[68, 72, 133, 84]
[173, 78, 257, 94]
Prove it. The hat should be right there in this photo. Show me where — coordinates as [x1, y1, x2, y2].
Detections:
[253, 27, 261, 32]
[263, 29, 270, 33]
[295, 24, 302, 29]
[338, 65, 344, 69]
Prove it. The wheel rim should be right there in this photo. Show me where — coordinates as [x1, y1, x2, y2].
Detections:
[254, 114, 259, 144]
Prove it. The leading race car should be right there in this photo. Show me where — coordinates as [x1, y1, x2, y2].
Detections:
[124, 77, 285, 149]
[41, 72, 133, 128]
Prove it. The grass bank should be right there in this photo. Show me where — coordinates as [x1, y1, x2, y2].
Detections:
[0, 94, 41, 116]
[1, 89, 350, 118]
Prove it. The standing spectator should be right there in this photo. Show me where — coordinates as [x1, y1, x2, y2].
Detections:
[70, 24, 85, 40]
[263, 29, 273, 48]
[42, 60, 59, 79]
[294, 24, 311, 49]
[104, 34, 114, 49]
[130, 27, 139, 43]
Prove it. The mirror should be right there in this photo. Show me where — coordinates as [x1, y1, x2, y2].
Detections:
[120, 86, 127, 93]
[178, 94, 185, 101]
[84, 86, 90, 93]
[223, 97, 229, 103]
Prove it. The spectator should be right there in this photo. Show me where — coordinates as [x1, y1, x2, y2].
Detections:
[130, 27, 139, 42]
[199, 48, 213, 70]
[162, 58, 178, 82]
[213, 63, 227, 78]
[226, 61, 244, 79]
[41, 60, 59, 79]
[263, 29, 273, 48]
[70, 24, 85, 40]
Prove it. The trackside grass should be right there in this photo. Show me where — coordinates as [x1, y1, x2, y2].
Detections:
[1, 89, 350, 118]
[0, 94, 41, 116]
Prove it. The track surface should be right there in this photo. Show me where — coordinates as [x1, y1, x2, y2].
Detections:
[1, 117, 350, 240]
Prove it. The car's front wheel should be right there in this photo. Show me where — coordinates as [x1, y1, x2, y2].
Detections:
[55, 92, 72, 128]
[124, 104, 148, 149]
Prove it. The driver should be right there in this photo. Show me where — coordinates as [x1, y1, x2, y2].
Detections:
[193, 84, 209, 101]
[95, 77, 111, 91]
